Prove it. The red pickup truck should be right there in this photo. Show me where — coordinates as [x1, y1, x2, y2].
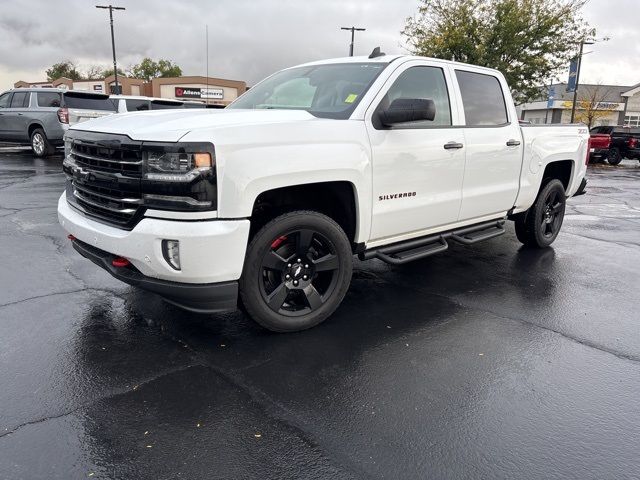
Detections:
[588, 133, 611, 163]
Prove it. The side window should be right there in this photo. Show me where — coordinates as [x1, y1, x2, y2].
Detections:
[455, 70, 508, 126]
[10, 92, 28, 108]
[125, 99, 149, 111]
[378, 66, 452, 127]
[37, 92, 62, 108]
[0, 92, 11, 108]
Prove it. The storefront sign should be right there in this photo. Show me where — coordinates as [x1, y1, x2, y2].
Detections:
[93, 84, 103, 92]
[175, 87, 223, 99]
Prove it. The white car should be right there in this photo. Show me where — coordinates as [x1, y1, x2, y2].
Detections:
[58, 51, 589, 332]
[111, 95, 202, 113]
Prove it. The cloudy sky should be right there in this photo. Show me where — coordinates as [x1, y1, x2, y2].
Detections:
[1, 0, 638, 91]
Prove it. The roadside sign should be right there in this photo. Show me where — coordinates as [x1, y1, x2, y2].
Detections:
[566, 59, 579, 92]
[547, 86, 556, 108]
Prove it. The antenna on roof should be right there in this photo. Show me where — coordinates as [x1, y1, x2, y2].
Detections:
[369, 47, 385, 59]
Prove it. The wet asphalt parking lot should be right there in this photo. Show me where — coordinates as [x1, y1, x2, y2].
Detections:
[0, 147, 639, 480]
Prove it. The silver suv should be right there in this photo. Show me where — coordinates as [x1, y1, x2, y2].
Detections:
[0, 88, 116, 157]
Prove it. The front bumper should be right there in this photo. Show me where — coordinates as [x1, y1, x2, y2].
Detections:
[72, 239, 238, 313]
[58, 193, 250, 309]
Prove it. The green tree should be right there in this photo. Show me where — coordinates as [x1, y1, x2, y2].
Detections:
[46, 61, 82, 81]
[129, 58, 182, 81]
[101, 67, 126, 78]
[402, 0, 592, 103]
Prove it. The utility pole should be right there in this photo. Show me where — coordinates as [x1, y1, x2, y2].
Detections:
[570, 36, 609, 123]
[340, 26, 366, 56]
[96, 5, 126, 94]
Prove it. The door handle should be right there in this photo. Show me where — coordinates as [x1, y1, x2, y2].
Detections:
[444, 141, 464, 150]
[506, 139, 521, 146]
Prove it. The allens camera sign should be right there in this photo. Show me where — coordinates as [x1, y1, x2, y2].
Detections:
[175, 87, 224, 99]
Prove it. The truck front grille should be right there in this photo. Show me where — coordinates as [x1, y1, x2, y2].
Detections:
[71, 142, 143, 176]
[64, 132, 144, 229]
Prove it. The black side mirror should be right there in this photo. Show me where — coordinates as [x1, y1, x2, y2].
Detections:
[379, 98, 436, 127]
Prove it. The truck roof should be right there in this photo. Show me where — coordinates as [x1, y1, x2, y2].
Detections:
[296, 53, 503, 76]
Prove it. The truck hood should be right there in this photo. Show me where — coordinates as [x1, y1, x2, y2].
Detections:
[68, 109, 317, 142]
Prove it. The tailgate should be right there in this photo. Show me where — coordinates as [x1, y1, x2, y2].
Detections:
[68, 109, 114, 125]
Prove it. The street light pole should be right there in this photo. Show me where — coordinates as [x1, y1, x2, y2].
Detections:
[340, 26, 366, 56]
[96, 5, 126, 94]
[570, 41, 585, 123]
[570, 36, 609, 123]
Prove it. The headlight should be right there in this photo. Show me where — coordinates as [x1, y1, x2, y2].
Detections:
[143, 151, 213, 182]
[141, 142, 217, 212]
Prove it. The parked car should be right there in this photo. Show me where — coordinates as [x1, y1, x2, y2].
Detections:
[58, 51, 589, 332]
[589, 125, 640, 165]
[0, 88, 116, 156]
[588, 132, 611, 163]
[111, 95, 192, 113]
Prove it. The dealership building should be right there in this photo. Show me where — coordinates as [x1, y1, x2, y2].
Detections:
[518, 82, 640, 127]
[14, 74, 247, 107]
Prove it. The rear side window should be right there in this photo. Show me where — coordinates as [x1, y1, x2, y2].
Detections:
[10, 91, 29, 108]
[456, 70, 509, 126]
[63, 93, 116, 111]
[150, 100, 184, 110]
[125, 99, 149, 111]
[37, 92, 62, 108]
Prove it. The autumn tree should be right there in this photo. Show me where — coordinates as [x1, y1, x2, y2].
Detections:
[46, 61, 82, 81]
[402, 0, 592, 103]
[573, 85, 618, 128]
[129, 58, 182, 81]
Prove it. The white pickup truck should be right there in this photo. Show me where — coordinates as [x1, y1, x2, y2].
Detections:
[58, 51, 589, 332]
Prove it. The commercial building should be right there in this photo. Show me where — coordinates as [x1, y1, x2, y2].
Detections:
[14, 74, 246, 107]
[518, 82, 640, 127]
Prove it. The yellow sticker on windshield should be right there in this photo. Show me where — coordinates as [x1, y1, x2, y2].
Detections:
[344, 94, 358, 103]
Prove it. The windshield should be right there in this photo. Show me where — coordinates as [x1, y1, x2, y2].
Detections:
[228, 62, 387, 119]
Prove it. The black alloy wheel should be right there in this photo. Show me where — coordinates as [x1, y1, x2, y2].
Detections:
[240, 210, 352, 332]
[607, 147, 623, 165]
[514, 179, 566, 248]
[260, 229, 340, 316]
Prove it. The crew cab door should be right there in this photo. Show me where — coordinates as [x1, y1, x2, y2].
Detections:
[453, 69, 523, 220]
[0, 92, 12, 140]
[4, 91, 31, 141]
[365, 61, 465, 242]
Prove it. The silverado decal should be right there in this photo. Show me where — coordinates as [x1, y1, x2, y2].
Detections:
[379, 192, 417, 201]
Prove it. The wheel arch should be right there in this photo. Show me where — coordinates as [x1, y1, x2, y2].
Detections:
[248, 181, 360, 250]
[541, 159, 574, 193]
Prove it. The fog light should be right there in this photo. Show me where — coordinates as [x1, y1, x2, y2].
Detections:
[162, 239, 181, 270]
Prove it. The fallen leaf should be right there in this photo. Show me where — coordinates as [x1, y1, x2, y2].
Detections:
[254, 433, 262, 438]
[196, 423, 201, 427]
[144, 431, 149, 435]
[146, 445, 153, 448]
[478, 353, 484, 356]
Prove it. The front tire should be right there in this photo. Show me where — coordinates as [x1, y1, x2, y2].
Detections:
[607, 147, 622, 165]
[514, 179, 566, 248]
[239, 210, 353, 332]
[30, 128, 54, 157]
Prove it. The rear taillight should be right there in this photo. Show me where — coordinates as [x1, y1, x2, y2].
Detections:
[57, 107, 69, 124]
[585, 138, 591, 165]
[629, 137, 638, 149]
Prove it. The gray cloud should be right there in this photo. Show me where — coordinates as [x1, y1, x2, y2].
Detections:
[1, 0, 638, 91]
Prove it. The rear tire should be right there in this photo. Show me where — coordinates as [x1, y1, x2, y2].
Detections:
[239, 210, 353, 332]
[607, 147, 622, 165]
[514, 179, 566, 248]
[30, 128, 54, 157]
